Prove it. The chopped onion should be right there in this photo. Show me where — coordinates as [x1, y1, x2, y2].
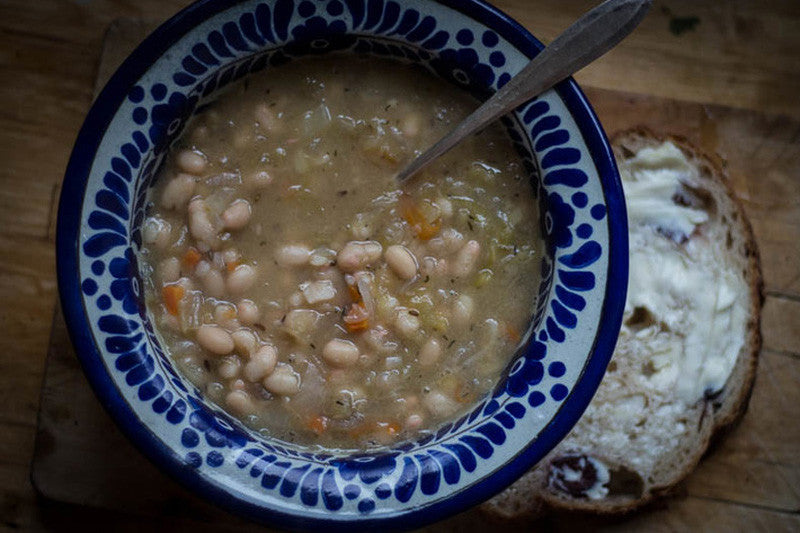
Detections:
[356, 275, 375, 317]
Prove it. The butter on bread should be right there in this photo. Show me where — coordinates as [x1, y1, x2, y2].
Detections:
[481, 128, 762, 518]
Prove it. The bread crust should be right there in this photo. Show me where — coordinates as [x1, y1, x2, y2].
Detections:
[480, 128, 763, 520]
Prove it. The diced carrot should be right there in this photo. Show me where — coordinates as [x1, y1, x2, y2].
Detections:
[505, 323, 521, 343]
[308, 415, 328, 435]
[344, 303, 369, 332]
[162, 284, 185, 316]
[399, 195, 423, 229]
[343, 278, 369, 331]
[416, 219, 441, 240]
[347, 282, 362, 303]
[182, 247, 202, 269]
[376, 421, 401, 436]
[399, 194, 440, 240]
[345, 320, 369, 333]
[225, 260, 240, 272]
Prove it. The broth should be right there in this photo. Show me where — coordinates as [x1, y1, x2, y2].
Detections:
[139, 55, 543, 450]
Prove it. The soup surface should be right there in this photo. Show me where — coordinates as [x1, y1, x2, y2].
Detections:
[140, 56, 543, 450]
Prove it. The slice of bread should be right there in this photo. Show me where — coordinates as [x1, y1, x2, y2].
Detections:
[481, 128, 762, 519]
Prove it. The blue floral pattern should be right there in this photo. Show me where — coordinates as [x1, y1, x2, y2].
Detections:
[430, 47, 495, 95]
[286, 15, 357, 54]
[63, 0, 623, 527]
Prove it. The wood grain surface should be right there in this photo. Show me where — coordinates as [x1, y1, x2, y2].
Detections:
[2, 1, 799, 530]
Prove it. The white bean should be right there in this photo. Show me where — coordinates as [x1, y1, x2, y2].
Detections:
[232, 328, 258, 355]
[225, 390, 253, 416]
[236, 299, 260, 325]
[301, 280, 337, 304]
[451, 240, 480, 277]
[221, 199, 252, 230]
[423, 390, 459, 417]
[195, 259, 212, 277]
[337, 240, 383, 272]
[227, 264, 256, 295]
[452, 294, 474, 327]
[160, 173, 196, 209]
[177, 149, 207, 175]
[263, 363, 301, 395]
[405, 413, 424, 430]
[211, 251, 226, 271]
[276, 244, 311, 267]
[384, 245, 418, 280]
[243, 344, 278, 382]
[218, 355, 241, 379]
[158, 257, 181, 284]
[198, 265, 225, 298]
[196, 324, 234, 355]
[188, 198, 218, 245]
[142, 216, 172, 250]
[213, 303, 239, 330]
[395, 309, 421, 338]
[322, 338, 360, 367]
[418, 337, 442, 366]
[221, 248, 240, 265]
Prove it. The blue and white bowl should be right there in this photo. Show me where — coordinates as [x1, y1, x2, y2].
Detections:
[57, 0, 628, 529]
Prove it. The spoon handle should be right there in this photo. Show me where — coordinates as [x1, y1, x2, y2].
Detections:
[396, 0, 652, 183]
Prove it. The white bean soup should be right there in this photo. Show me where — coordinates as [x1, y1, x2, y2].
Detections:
[140, 55, 543, 450]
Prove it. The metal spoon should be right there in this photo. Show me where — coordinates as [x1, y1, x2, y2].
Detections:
[396, 0, 652, 183]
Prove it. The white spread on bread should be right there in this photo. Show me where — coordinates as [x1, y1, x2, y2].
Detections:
[619, 142, 748, 404]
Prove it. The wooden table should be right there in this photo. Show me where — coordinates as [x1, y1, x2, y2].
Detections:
[2, 1, 799, 530]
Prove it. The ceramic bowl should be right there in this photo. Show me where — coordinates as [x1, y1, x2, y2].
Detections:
[57, 0, 628, 529]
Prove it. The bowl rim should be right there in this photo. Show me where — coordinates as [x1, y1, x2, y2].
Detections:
[56, 0, 628, 529]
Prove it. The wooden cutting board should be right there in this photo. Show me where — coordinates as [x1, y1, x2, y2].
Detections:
[31, 18, 800, 531]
